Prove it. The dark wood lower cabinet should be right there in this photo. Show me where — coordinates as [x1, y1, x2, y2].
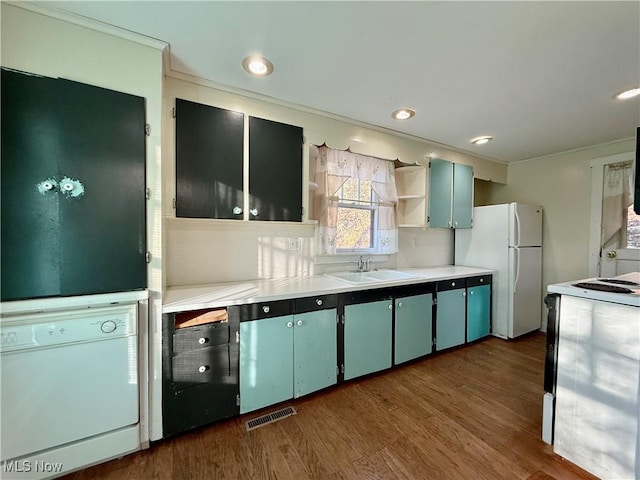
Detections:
[162, 310, 240, 438]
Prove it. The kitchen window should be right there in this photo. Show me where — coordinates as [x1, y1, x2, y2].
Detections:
[313, 146, 398, 255]
[335, 178, 379, 251]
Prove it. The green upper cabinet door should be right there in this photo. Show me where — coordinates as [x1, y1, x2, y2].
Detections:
[467, 284, 491, 342]
[57, 78, 147, 296]
[428, 158, 453, 228]
[175, 99, 244, 219]
[249, 117, 303, 222]
[452, 163, 473, 229]
[394, 293, 433, 365]
[0, 69, 147, 301]
[293, 309, 337, 398]
[239, 315, 294, 414]
[1, 69, 61, 300]
[343, 299, 393, 380]
[428, 158, 473, 229]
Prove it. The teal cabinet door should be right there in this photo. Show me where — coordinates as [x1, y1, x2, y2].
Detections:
[394, 294, 433, 364]
[239, 316, 294, 414]
[436, 289, 466, 350]
[428, 158, 453, 228]
[344, 300, 392, 380]
[452, 163, 473, 229]
[293, 309, 337, 397]
[467, 284, 491, 341]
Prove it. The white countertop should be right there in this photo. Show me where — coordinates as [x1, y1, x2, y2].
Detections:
[1, 289, 149, 317]
[547, 272, 640, 307]
[163, 266, 494, 313]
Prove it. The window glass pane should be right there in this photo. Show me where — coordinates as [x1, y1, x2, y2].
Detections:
[336, 206, 373, 249]
[627, 204, 640, 248]
[359, 180, 372, 202]
[341, 177, 358, 201]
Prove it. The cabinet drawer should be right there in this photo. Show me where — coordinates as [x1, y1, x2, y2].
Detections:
[340, 288, 390, 306]
[172, 344, 231, 389]
[173, 322, 230, 354]
[437, 278, 467, 292]
[294, 294, 338, 313]
[466, 275, 492, 287]
[234, 299, 291, 321]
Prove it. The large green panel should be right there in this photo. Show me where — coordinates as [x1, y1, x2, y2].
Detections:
[436, 289, 466, 350]
[293, 309, 337, 397]
[239, 316, 294, 414]
[1, 69, 61, 301]
[344, 300, 392, 380]
[428, 158, 453, 228]
[394, 293, 433, 364]
[248, 117, 302, 222]
[57, 79, 146, 296]
[453, 163, 473, 228]
[467, 285, 491, 341]
[175, 99, 244, 219]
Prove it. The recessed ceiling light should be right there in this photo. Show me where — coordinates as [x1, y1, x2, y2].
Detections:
[242, 56, 274, 77]
[615, 87, 640, 100]
[391, 108, 416, 120]
[471, 136, 493, 145]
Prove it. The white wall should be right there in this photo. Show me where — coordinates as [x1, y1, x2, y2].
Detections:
[163, 75, 506, 286]
[485, 139, 635, 290]
[1, 2, 166, 442]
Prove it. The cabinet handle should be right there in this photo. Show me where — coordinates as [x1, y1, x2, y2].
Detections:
[480, 278, 484, 283]
[232, 206, 243, 215]
[388, 304, 393, 310]
[469, 291, 474, 295]
[297, 320, 303, 326]
[198, 337, 207, 345]
[316, 299, 323, 306]
[451, 281, 456, 287]
[262, 306, 270, 314]
[198, 365, 209, 373]
[462, 291, 467, 297]
[249, 208, 259, 217]
[398, 302, 403, 308]
[286, 321, 293, 328]
[37, 179, 57, 194]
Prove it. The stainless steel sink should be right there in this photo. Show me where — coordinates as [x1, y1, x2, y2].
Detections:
[324, 270, 418, 284]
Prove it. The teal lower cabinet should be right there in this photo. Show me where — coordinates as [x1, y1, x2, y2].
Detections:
[343, 295, 393, 380]
[293, 308, 337, 397]
[466, 276, 492, 342]
[394, 293, 433, 364]
[435, 279, 467, 351]
[240, 314, 294, 414]
[239, 296, 338, 414]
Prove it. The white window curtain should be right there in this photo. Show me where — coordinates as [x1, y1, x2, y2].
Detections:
[601, 160, 633, 255]
[313, 145, 398, 255]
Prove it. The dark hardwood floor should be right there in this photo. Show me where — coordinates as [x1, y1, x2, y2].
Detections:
[64, 333, 596, 479]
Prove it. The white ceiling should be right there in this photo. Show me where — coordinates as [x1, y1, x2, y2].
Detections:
[45, 1, 640, 163]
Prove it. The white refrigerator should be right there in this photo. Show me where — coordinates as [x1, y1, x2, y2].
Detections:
[455, 202, 543, 338]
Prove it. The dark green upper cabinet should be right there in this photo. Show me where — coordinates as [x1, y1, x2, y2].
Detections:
[175, 99, 244, 219]
[1, 69, 61, 300]
[249, 116, 303, 222]
[428, 158, 473, 229]
[0, 68, 147, 301]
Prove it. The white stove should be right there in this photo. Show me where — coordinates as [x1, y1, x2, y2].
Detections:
[547, 272, 640, 307]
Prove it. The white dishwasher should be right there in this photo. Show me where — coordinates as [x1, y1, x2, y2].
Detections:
[1, 303, 140, 479]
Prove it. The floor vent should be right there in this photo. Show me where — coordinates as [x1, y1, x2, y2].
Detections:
[245, 406, 297, 431]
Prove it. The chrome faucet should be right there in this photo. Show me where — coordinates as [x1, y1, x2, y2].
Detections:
[356, 256, 371, 272]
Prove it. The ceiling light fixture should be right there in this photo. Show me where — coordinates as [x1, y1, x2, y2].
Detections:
[471, 136, 493, 145]
[242, 56, 274, 77]
[615, 87, 640, 100]
[391, 108, 416, 120]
